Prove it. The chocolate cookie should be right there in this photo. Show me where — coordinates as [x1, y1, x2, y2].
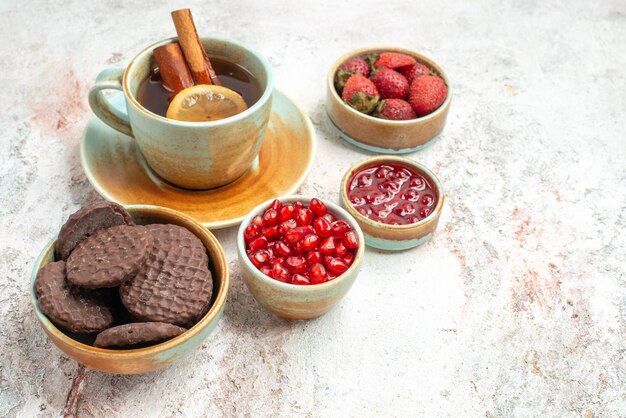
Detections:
[119, 224, 213, 326]
[55, 202, 134, 261]
[93, 322, 186, 348]
[34, 261, 113, 333]
[66, 225, 153, 288]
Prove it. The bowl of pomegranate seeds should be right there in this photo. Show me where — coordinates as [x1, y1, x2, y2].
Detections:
[237, 196, 364, 319]
[326, 47, 451, 154]
[340, 155, 444, 251]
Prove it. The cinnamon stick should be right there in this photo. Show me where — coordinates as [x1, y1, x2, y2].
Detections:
[171, 8, 221, 85]
[153, 43, 194, 93]
[203, 56, 221, 86]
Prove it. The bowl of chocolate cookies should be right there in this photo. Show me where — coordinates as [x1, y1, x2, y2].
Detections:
[31, 202, 228, 374]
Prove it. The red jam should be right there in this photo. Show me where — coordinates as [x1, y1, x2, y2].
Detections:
[244, 199, 359, 285]
[347, 163, 437, 225]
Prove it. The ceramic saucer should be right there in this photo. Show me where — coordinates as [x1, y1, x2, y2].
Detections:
[81, 89, 315, 229]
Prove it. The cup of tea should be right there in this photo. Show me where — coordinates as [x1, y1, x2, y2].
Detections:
[89, 36, 273, 190]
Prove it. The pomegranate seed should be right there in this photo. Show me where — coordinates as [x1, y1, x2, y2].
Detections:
[262, 209, 279, 226]
[380, 180, 400, 193]
[331, 220, 351, 237]
[422, 195, 434, 206]
[395, 203, 415, 217]
[269, 199, 282, 211]
[284, 227, 306, 245]
[319, 236, 336, 255]
[249, 236, 268, 252]
[324, 256, 348, 275]
[272, 262, 290, 282]
[356, 174, 372, 187]
[274, 241, 292, 257]
[295, 208, 313, 226]
[291, 273, 310, 285]
[401, 190, 418, 201]
[313, 217, 332, 238]
[279, 204, 296, 221]
[375, 166, 391, 179]
[310, 198, 328, 216]
[261, 225, 280, 239]
[407, 215, 420, 223]
[321, 213, 335, 224]
[343, 231, 359, 249]
[278, 218, 297, 234]
[243, 225, 259, 242]
[260, 266, 273, 278]
[343, 252, 355, 265]
[302, 225, 315, 235]
[350, 196, 365, 206]
[419, 208, 431, 219]
[306, 251, 322, 264]
[292, 241, 305, 255]
[309, 263, 328, 284]
[395, 168, 411, 180]
[294, 201, 304, 210]
[364, 192, 381, 204]
[409, 176, 425, 189]
[300, 234, 320, 252]
[273, 257, 285, 265]
[249, 250, 271, 267]
[285, 256, 307, 273]
[252, 215, 264, 227]
[335, 240, 348, 256]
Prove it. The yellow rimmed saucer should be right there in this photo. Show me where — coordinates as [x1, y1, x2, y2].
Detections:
[81, 89, 315, 229]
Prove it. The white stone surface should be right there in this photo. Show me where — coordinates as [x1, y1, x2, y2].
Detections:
[1, 0, 625, 416]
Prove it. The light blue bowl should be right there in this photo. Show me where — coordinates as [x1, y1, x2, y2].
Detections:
[31, 205, 229, 374]
[237, 196, 365, 319]
[339, 156, 445, 251]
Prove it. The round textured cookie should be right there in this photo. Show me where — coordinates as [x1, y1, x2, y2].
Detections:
[66, 225, 153, 288]
[56, 202, 134, 261]
[93, 322, 187, 348]
[34, 261, 114, 333]
[119, 224, 213, 326]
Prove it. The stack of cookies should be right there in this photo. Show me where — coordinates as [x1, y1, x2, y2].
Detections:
[34, 202, 214, 349]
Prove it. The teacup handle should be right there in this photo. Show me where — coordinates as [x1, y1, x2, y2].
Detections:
[88, 68, 134, 137]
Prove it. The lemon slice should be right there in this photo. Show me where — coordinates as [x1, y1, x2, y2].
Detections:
[166, 85, 248, 122]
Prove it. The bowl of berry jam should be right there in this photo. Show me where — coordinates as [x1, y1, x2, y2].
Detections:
[237, 196, 364, 320]
[326, 46, 451, 154]
[340, 156, 444, 251]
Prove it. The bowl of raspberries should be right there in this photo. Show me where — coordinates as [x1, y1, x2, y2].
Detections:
[326, 47, 451, 154]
